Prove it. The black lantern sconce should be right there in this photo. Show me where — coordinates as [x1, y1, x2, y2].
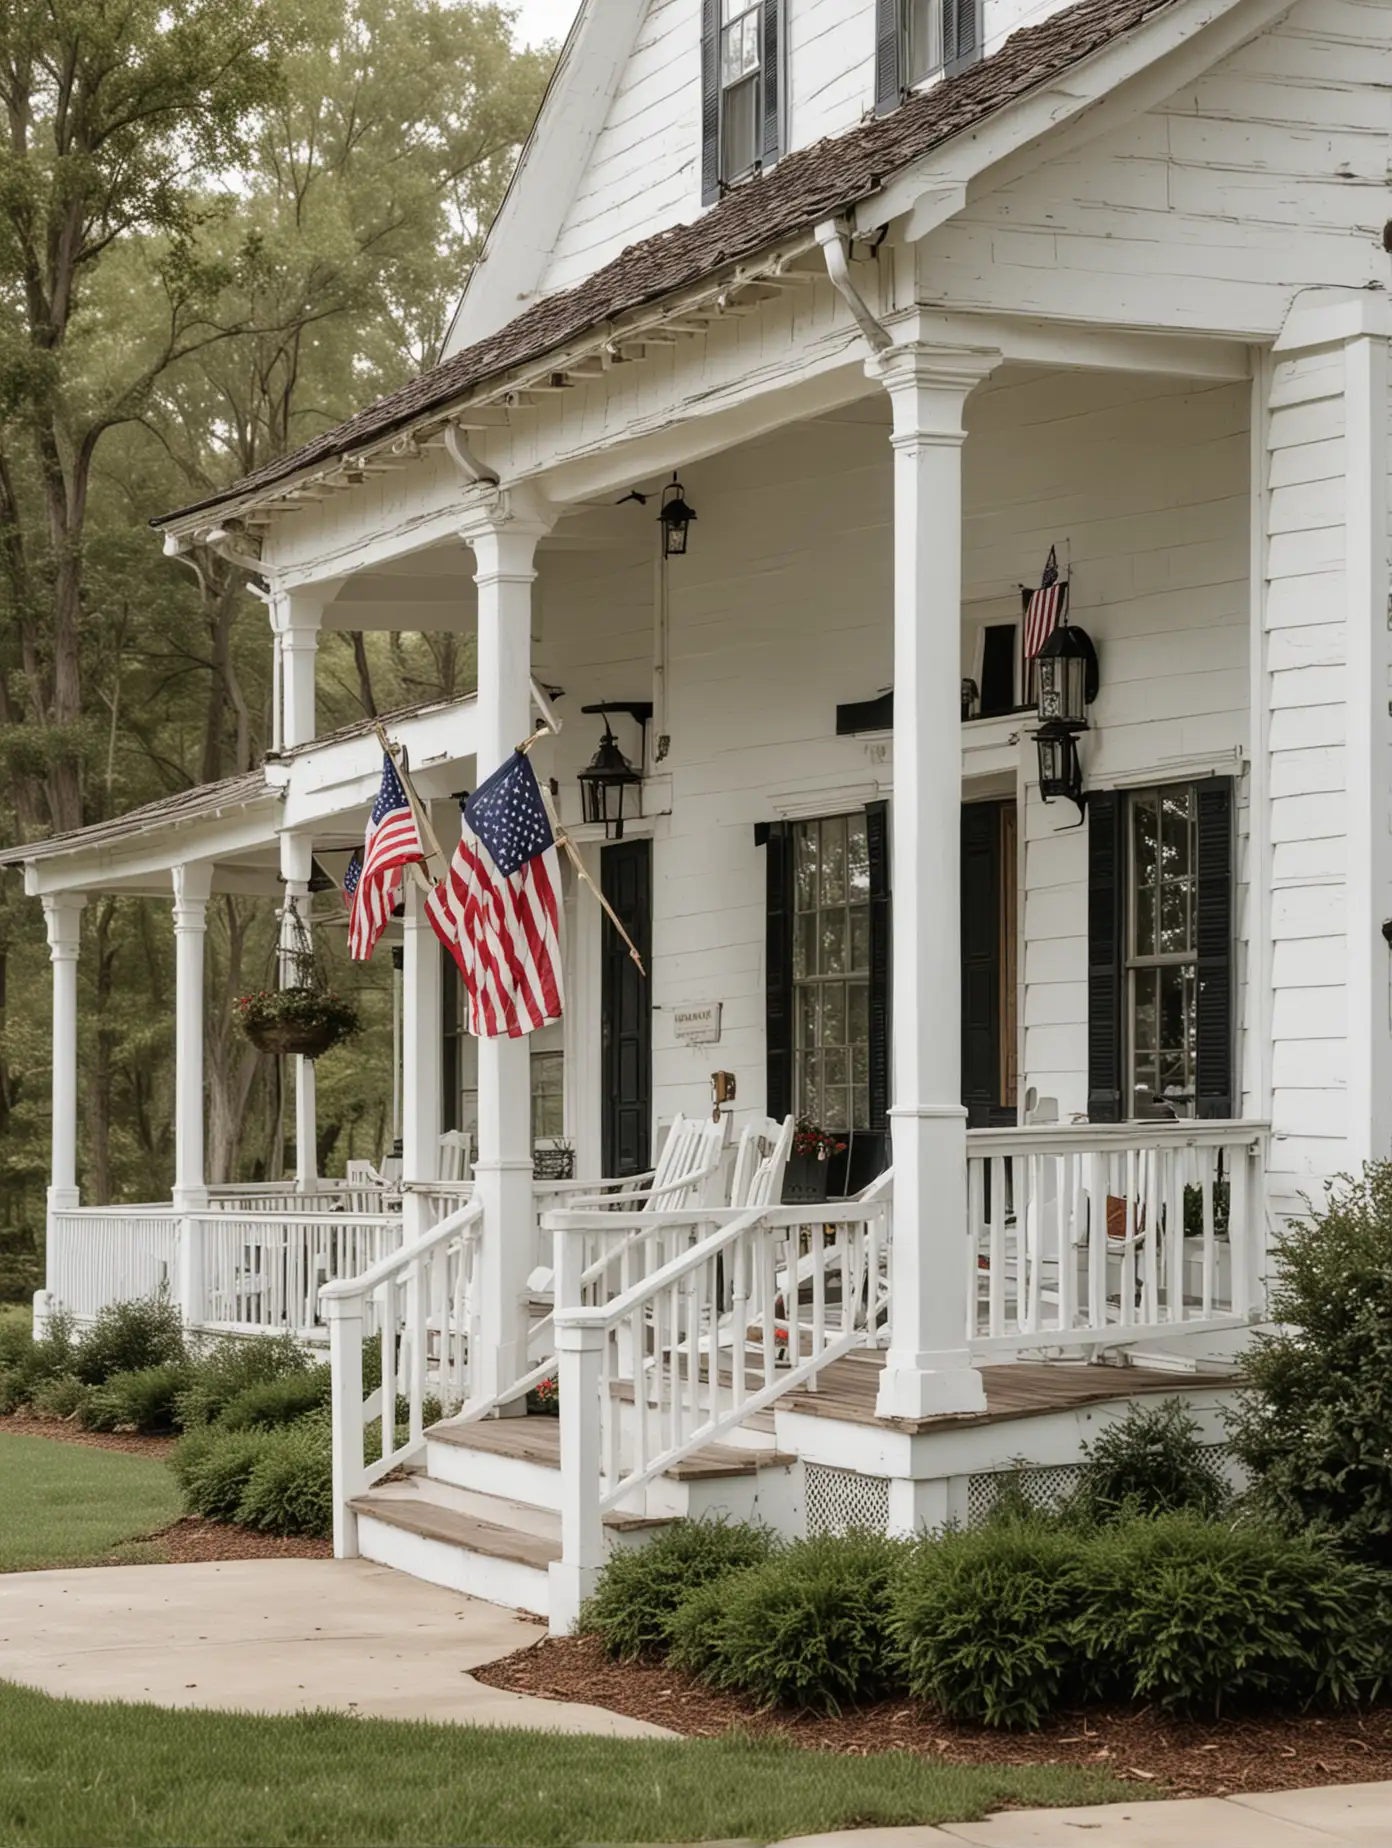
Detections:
[577, 701, 652, 840]
[658, 474, 697, 558]
[1032, 622, 1099, 821]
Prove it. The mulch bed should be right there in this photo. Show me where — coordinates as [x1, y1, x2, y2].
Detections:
[3, 1412, 177, 1459]
[474, 1634, 1392, 1799]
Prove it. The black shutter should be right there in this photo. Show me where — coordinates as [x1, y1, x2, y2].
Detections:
[866, 802, 891, 1133]
[874, 0, 901, 115]
[1087, 789, 1126, 1122]
[944, 0, 982, 74]
[765, 820, 795, 1121]
[961, 802, 1000, 1127]
[1195, 778, 1235, 1120]
[701, 0, 720, 205]
[761, 0, 781, 168]
[439, 948, 459, 1134]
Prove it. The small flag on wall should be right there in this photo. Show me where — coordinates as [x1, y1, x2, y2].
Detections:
[1023, 545, 1070, 660]
[426, 749, 563, 1039]
[348, 754, 425, 962]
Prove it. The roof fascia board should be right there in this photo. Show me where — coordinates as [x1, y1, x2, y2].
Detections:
[281, 695, 479, 829]
[441, 0, 647, 358]
[857, 0, 1296, 240]
[21, 802, 282, 896]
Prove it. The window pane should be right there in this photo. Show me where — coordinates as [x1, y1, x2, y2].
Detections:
[849, 906, 870, 972]
[1159, 877, 1191, 955]
[820, 816, 847, 906]
[906, 0, 941, 82]
[798, 1054, 821, 1126]
[794, 823, 817, 911]
[1132, 795, 1157, 957]
[721, 17, 758, 84]
[821, 982, 846, 1050]
[721, 71, 759, 178]
[796, 985, 817, 1051]
[793, 910, 815, 980]
[823, 1087, 849, 1132]
[848, 982, 869, 1046]
[820, 909, 847, 976]
[722, 0, 751, 23]
[847, 817, 870, 896]
[852, 1086, 871, 1130]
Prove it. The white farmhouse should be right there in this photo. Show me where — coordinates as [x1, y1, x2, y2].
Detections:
[7, 0, 1391, 1630]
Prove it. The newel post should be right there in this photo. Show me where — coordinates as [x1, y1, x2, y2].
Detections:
[550, 1316, 605, 1635]
[870, 332, 1001, 1422]
[324, 1291, 364, 1559]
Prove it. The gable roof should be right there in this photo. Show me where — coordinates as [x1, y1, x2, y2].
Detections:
[156, 0, 1180, 530]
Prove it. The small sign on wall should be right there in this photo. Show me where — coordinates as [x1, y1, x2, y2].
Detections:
[673, 1001, 722, 1045]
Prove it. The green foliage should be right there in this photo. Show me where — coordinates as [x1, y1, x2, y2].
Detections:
[172, 1426, 275, 1522]
[234, 1421, 333, 1538]
[174, 1332, 311, 1429]
[1081, 1514, 1384, 1716]
[27, 1373, 92, 1421]
[235, 986, 361, 1046]
[691, 1531, 909, 1715]
[1228, 1164, 1392, 1561]
[78, 1364, 190, 1434]
[1070, 1398, 1231, 1526]
[217, 1367, 330, 1431]
[72, 1295, 185, 1386]
[580, 1520, 778, 1661]
[894, 1520, 1090, 1730]
[0, 1307, 75, 1411]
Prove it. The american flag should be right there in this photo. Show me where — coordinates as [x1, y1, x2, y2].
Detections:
[342, 852, 362, 912]
[426, 750, 562, 1038]
[1023, 546, 1069, 660]
[348, 755, 423, 962]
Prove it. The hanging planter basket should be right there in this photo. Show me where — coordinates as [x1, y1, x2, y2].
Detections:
[237, 901, 361, 1060]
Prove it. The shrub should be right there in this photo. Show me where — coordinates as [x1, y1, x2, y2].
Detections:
[172, 1426, 276, 1522]
[235, 1421, 333, 1538]
[1070, 1398, 1231, 1527]
[0, 1308, 78, 1412]
[667, 1577, 735, 1680]
[79, 1364, 190, 1434]
[694, 1531, 908, 1714]
[1228, 1164, 1392, 1561]
[27, 1372, 91, 1421]
[72, 1294, 185, 1386]
[1081, 1514, 1385, 1716]
[581, 1520, 777, 1661]
[893, 1520, 1091, 1730]
[174, 1332, 311, 1429]
[218, 1368, 330, 1432]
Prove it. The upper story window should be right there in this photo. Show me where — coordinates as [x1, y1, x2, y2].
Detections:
[702, 0, 781, 205]
[876, 0, 983, 114]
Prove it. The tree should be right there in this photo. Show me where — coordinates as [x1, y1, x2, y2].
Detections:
[0, 0, 286, 837]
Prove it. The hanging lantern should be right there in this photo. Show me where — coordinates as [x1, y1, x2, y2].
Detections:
[1034, 722, 1087, 815]
[577, 714, 643, 839]
[658, 475, 697, 557]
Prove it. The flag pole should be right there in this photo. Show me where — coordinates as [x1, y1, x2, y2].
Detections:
[536, 778, 646, 978]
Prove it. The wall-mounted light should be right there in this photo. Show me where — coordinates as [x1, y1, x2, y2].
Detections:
[577, 703, 651, 840]
[1032, 621, 1099, 820]
[658, 475, 697, 557]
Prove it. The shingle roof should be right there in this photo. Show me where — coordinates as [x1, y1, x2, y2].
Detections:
[156, 0, 1178, 529]
[0, 770, 276, 865]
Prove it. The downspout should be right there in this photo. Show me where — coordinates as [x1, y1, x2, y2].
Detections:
[816, 219, 892, 353]
[444, 420, 501, 487]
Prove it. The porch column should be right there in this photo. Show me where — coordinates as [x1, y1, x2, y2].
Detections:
[273, 587, 332, 752]
[42, 894, 86, 1215]
[871, 336, 1000, 1421]
[401, 879, 442, 1242]
[171, 864, 213, 1210]
[462, 496, 553, 1402]
[279, 831, 317, 1187]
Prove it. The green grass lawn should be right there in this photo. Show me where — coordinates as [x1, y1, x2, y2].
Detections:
[0, 1432, 181, 1571]
[0, 1681, 1132, 1848]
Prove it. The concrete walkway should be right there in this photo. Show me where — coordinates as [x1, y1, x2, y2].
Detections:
[778, 1781, 1392, 1846]
[0, 1557, 668, 1736]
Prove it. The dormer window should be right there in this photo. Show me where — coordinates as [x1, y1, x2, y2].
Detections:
[702, 0, 782, 205]
[875, 0, 982, 114]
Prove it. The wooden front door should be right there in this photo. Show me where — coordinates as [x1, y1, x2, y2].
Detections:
[601, 839, 653, 1176]
[961, 799, 1018, 1128]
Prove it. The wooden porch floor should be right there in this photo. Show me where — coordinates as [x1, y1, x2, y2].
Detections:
[782, 1350, 1238, 1434]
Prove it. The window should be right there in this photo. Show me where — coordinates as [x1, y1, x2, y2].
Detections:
[531, 1050, 565, 1143]
[792, 815, 873, 1133]
[904, 0, 942, 84]
[702, 0, 779, 203]
[1126, 785, 1199, 1118]
[720, 0, 762, 182]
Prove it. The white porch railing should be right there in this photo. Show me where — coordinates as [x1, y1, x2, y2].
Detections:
[321, 1199, 484, 1553]
[546, 1195, 890, 1628]
[190, 1210, 405, 1334]
[965, 1119, 1269, 1354]
[47, 1206, 182, 1321]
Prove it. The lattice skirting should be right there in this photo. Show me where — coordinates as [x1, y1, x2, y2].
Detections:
[967, 1462, 1084, 1525]
[805, 1462, 891, 1537]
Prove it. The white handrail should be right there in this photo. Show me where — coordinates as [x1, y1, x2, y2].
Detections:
[321, 1198, 481, 1299]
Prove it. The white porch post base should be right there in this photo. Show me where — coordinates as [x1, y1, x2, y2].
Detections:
[870, 333, 1001, 1426]
[402, 881, 442, 1244]
[549, 1318, 604, 1635]
[172, 863, 212, 1214]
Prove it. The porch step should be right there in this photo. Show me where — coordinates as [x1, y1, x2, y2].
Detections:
[350, 1476, 671, 1619]
[424, 1412, 799, 1523]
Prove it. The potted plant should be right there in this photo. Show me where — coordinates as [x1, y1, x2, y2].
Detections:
[781, 1119, 847, 1205]
[237, 899, 362, 1059]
